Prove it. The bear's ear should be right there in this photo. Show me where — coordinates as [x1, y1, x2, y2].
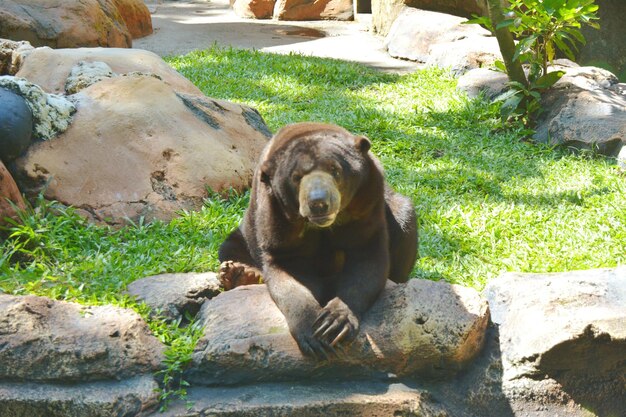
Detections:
[260, 160, 272, 185]
[355, 135, 371, 153]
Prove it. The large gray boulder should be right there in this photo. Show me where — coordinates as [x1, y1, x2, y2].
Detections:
[534, 64, 625, 156]
[372, 0, 486, 35]
[458, 62, 626, 156]
[188, 279, 490, 385]
[0, 294, 164, 381]
[485, 267, 626, 417]
[385, 7, 501, 75]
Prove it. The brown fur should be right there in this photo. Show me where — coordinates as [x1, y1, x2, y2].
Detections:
[219, 122, 418, 358]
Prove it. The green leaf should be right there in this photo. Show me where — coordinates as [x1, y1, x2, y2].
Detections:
[533, 70, 565, 89]
[494, 60, 507, 73]
[553, 37, 575, 60]
[496, 19, 515, 30]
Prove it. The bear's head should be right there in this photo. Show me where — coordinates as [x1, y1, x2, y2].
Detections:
[260, 123, 372, 227]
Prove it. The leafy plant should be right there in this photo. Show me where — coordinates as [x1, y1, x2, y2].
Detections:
[470, 0, 599, 125]
[502, 0, 599, 79]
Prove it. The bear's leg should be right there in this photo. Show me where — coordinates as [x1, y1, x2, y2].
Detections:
[384, 189, 418, 283]
[218, 228, 263, 290]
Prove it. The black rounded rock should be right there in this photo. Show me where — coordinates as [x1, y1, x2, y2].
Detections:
[0, 87, 34, 162]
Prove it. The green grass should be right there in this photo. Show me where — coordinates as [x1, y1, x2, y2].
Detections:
[1, 46, 624, 404]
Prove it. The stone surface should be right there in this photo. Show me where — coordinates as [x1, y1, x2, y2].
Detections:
[0, 160, 26, 225]
[426, 35, 501, 76]
[16, 47, 202, 95]
[0, 376, 159, 417]
[13, 74, 270, 225]
[233, 0, 353, 20]
[534, 66, 625, 156]
[188, 279, 489, 385]
[126, 272, 222, 322]
[485, 267, 626, 417]
[0, 0, 135, 48]
[64, 61, 116, 94]
[111, 0, 153, 39]
[232, 0, 276, 19]
[273, 0, 354, 21]
[372, 0, 487, 35]
[0, 76, 75, 141]
[160, 381, 450, 417]
[0, 293, 164, 382]
[0, 38, 34, 76]
[0, 87, 33, 161]
[578, 0, 626, 82]
[384, 7, 499, 75]
[456, 67, 509, 100]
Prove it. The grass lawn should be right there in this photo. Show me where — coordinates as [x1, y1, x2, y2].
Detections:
[1, 46, 624, 403]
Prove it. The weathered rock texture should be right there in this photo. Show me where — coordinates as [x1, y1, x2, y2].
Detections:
[458, 62, 626, 156]
[15, 47, 202, 95]
[232, 0, 353, 20]
[485, 267, 626, 417]
[126, 272, 222, 322]
[0, 75, 76, 141]
[535, 63, 625, 156]
[0, 293, 164, 382]
[8, 47, 270, 225]
[0, 376, 159, 417]
[111, 0, 153, 39]
[274, 0, 354, 20]
[0, 38, 34, 76]
[188, 279, 489, 385]
[385, 7, 500, 75]
[232, 0, 276, 19]
[0, 160, 26, 225]
[0, 0, 152, 49]
[578, 0, 626, 82]
[161, 381, 450, 417]
[372, 0, 487, 35]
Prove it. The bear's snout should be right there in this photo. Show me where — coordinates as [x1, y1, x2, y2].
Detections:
[299, 171, 341, 227]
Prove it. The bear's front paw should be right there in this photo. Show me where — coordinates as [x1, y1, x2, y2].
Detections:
[218, 261, 262, 290]
[313, 297, 359, 347]
[293, 329, 339, 361]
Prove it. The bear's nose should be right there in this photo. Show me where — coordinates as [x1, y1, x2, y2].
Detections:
[308, 189, 330, 216]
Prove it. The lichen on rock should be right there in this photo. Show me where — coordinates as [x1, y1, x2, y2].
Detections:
[0, 75, 75, 141]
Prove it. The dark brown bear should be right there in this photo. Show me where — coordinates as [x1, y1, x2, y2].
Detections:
[218, 122, 418, 359]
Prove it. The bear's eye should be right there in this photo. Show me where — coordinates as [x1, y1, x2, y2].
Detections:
[330, 166, 341, 181]
[292, 173, 302, 183]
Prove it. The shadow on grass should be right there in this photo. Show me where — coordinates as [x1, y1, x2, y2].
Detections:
[168, 47, 624, 286]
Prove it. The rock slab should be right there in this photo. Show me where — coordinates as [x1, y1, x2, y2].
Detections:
[485, 267, 626, 417]
[372, 0, 486, 36]
[0, 376, 159, 417]
[188, 279, 489, 385]
[385, 7, 501, 75]
[0, 293, 164, 382]
[161, 381, 450, 417]
[126, 272, 222, 322]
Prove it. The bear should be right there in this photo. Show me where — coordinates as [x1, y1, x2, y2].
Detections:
[218, 122, 418, 359]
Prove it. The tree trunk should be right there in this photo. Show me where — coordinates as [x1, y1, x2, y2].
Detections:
[486, 0, 528, 86]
